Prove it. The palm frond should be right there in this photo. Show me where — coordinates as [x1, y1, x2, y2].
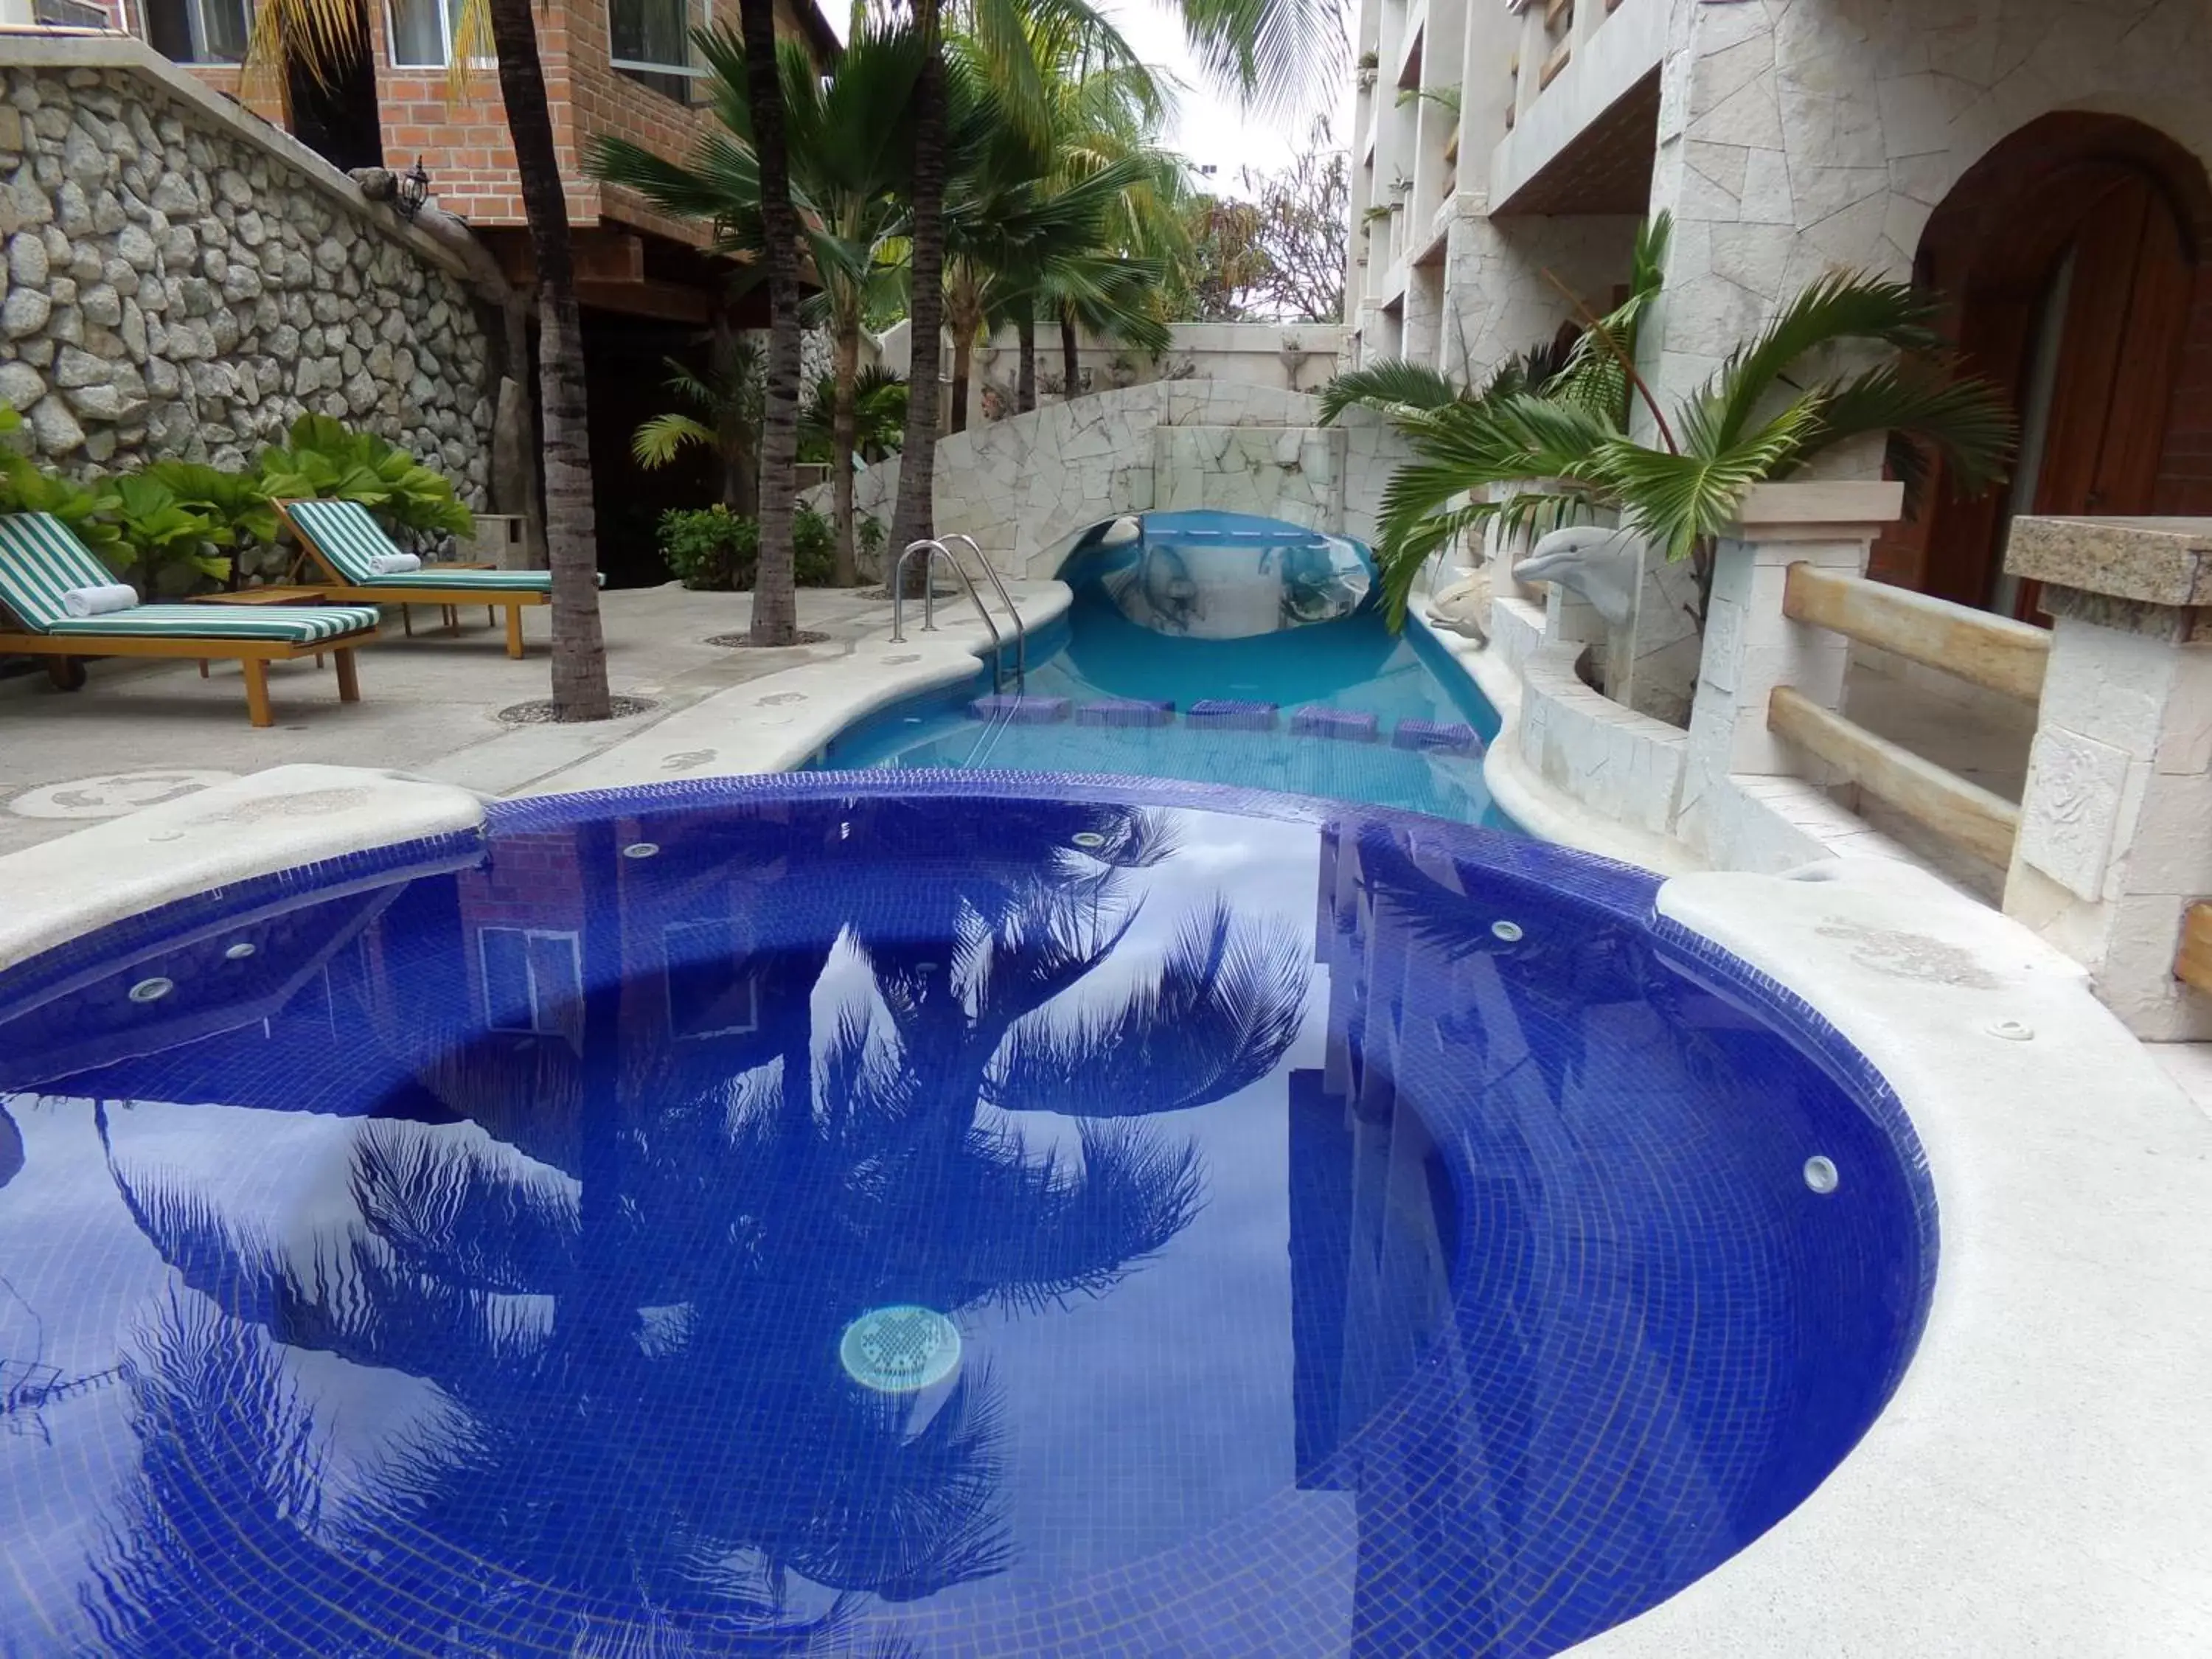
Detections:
[1807, 360, 2017, 508]
[1710, 271, 1946, 448]
[631, 413, 717, 468]
[1318, 358, 1465, 425]
[1598, 393, 1826, 562]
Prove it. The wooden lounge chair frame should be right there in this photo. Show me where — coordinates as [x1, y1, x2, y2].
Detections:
[274, 498, 547, 659]
[0, 628, 366, 727]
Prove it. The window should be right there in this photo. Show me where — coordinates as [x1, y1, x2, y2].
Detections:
[387, 0, 463, 69]
[478, 927, 582, 1037]
[144, 0, 251, 64]
[663, 918, 760, 1040]
[609, 0, 706, 102]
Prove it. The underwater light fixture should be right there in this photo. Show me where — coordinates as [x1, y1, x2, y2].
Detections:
[1071, 831, 1107, 849]
[840, 1305, 962, 1393]
[1492, 920, 1525, 942]
[223, 942, 257, 961]
[622, 842, 660, 860]
[1803, 1156, 1840, 1195]
[128, 977, 173, 1004]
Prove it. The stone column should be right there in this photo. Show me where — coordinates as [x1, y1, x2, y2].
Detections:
[2002, 518, 2212, 1042]
[1675, 481, 1902, 855]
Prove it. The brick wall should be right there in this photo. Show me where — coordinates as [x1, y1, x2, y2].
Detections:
[153, 1, 827, 240]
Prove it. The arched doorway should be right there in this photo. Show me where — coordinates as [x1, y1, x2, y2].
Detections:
[1895, 115, 2212, 618]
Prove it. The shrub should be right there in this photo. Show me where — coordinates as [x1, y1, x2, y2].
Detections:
[658, 504, 839, 590]
[254, 413, 474, 539]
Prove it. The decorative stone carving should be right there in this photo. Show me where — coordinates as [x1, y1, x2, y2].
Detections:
[1513, 526, 1645, 627]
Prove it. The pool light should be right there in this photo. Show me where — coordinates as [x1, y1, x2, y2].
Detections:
[622, 842, 660, 860]
[1803, 1156, 1840, 1194]
[223, 942, 256, 961]
[128, 977, 173, 1004]
[840, 1305, 962, 1393]
[1071, 831, 1107, 849]
[1492, 919, 1525, 942]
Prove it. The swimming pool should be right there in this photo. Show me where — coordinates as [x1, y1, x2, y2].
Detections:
[0, 773, 1934, 1657]
[810, 512, 1514, 829]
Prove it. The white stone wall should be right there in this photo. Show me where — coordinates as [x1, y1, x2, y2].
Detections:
[810, 380, 1408, 580]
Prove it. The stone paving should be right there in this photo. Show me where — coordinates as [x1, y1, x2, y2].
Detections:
[0, 582, 895, 857]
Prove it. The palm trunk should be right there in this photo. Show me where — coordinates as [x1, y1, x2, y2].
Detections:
[712, 313, 758, 515]
[1060, 309, 1080, 400]
[891, 4, 944, 592]
[949, 341, 970, 434]
[487, 0, 608, 720]
[830, 320, 861, 585]
[1016, 300, 1036, 414]
[740, 0, 803, 647]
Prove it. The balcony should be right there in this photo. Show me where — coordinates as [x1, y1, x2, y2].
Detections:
[1491, 0, 1665, 218]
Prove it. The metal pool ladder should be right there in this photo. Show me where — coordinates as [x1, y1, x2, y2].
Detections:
[888, 536, 1028, 690]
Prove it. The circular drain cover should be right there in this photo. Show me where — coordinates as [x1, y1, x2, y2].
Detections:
[840, 1305, 961, 1392]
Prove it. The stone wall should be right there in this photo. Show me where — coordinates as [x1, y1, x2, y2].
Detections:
[815, 380, 1408, 581]
[0, 40, 496, 505]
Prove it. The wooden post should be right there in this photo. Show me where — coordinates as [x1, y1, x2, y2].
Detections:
[333, 648, 361, 704]
[240, 658, 273, 728]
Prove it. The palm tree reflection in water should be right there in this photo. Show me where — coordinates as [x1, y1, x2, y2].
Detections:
[88, 802, 1312, 1655]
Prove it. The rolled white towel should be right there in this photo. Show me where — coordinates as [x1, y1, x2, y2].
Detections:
[366, 551, 422, 575]
[60, 582, 139, 618]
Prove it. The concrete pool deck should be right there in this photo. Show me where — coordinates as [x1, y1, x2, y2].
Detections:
[0, 580, 1066, 858]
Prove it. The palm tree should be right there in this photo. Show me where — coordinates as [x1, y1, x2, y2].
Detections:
[888, 0, 1337, 552]
[250, 0, 613, 717]
[630, 330, 766, 515]
[596, 25, 927, 585]
[1342, 218, 2016, 624]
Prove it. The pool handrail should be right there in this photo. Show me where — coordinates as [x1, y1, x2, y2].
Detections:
[936, 533, 1027, 682]
[891, 539, 1009, 693]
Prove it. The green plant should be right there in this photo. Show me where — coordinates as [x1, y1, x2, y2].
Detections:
[142, 460, 280, 550]
[658, 504, 760, 591]
[855, 512, 887, 567]
[106, 475, 230, 594]
[659, 503, 838, 590]
[254, 414, 474, 539]
[629, 344, 764, 516]
[1353, 215, 2016, 623]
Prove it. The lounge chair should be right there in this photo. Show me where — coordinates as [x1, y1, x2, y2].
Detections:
[0, 512, 381, 727]
[275, 498, 590, 659]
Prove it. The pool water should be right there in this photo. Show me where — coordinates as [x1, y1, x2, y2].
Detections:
[0, 776, 1934, 1658]
[811, 561, 1514, 830]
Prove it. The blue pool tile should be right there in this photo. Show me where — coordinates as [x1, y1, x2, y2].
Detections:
[1076, 697, 1176, 728]
[1393, 717, 1481, 753]
[968, 693, 1071, 723]
[0, 774, 1935, 1659]
[1290, 707, 1380, 742]
[1187, 698, 1279, 731]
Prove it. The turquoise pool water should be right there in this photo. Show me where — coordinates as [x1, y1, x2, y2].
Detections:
[809, 521, 1513, 828]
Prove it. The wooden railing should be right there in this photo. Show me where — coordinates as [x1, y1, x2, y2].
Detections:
[2180, 903, 2212, 996]
[1770, 563, 2051, 867]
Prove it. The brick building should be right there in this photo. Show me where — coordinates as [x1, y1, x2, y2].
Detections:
[120, 0, 842, 579]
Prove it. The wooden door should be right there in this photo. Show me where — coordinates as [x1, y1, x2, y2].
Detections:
[1920, 164, 2195, 616]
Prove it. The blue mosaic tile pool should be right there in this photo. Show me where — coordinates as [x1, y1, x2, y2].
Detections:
[0, 774, 1935, 1656]
[809, 512, 1513, 828]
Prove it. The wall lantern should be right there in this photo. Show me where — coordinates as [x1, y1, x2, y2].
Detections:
[397, 158, 431, 223]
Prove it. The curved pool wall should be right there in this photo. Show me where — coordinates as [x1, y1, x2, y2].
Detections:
[0, 773, 1935, 1658]
[809, 515, 1512, 828]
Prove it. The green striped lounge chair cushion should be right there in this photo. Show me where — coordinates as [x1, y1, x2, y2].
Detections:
[0, 512, 378, 643]
[287, 498, 584, 591]
[0, 510, 127, 630]
[47, 604, 381, 644]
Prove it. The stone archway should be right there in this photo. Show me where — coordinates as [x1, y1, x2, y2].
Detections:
[1882, 114, 2212, 616]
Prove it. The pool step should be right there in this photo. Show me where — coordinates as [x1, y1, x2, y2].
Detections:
[1392, 719, 1482, 754]
[967, 694, 1070, 724]
[1076, 698, 1175, 728]
[1186, 699, 1279, 731]
[1290, 709, 1378, 742]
